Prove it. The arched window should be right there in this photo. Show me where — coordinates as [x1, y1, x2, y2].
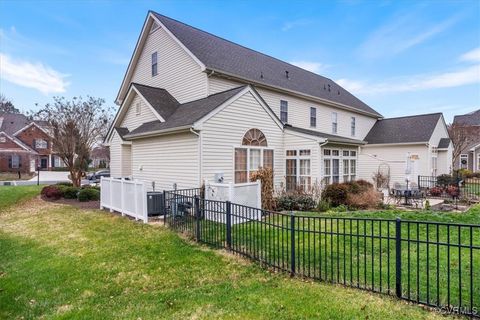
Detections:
[242, 128, 267, 146]
[234, 129, 273, 183]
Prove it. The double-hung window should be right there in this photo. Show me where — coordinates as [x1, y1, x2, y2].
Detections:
[280, 100, 288, 123]
[332, 112, 338, 134]
[460, 154, 468, 169]
[324, 148, 356, 184]
[431, 146, 438, 176]
[10, 155, 20, 169]
[286, 149, 311, 192]
[151, 52, 158, 76]
[310, 107, 316, 127]
[351, 117, 356, 136]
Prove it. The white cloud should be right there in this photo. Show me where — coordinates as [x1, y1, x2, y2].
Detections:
[460, 47, 480, 62]
[337, 64, 480, 95]
[289, 61, 327, 74]
[0, 53, 69, 94]
[281, 19, 313, 31]
[359, 12, 460, 58]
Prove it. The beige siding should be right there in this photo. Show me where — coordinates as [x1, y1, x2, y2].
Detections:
[121, 145, 132, 176]
[358, 144, 428, 186]
[201, 91, 284, 188]
[208, 76, 377, 140]
[120, 93, 158, 131]
[428, 117, 452, 174]
[109, 132, 123, 177]
[131, 132, 199, 191]
[130, 26, 207, 103]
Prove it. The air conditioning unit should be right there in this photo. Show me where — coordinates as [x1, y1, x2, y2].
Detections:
[214, 172, 224, 183]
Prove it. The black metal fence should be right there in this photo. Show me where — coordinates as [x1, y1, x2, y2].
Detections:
[418, 175, 480, 200]
[163, 188, 479, 318]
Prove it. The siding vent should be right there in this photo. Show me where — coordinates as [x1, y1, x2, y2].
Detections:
[285, 70, 289, 79]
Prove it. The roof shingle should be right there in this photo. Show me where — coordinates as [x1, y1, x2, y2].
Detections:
[285, 125, 366, 145]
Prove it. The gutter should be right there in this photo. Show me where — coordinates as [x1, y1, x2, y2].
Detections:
[124, 125, 191, 140]
[190, 128, 203, 186]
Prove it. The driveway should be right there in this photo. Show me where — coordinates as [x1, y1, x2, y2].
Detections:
[29, 171, 70, 183]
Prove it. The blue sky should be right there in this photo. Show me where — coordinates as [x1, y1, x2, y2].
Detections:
[0, 0, 479, 122]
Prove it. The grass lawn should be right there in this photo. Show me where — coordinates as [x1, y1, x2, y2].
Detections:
[0, 185, 43, 211]
[0, 172, 35, 181]
[0, 186, 449, 319]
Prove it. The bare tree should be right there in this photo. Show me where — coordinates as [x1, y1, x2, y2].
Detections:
[35, 96, 113, 187]
[448, 122, 476, 169]
[0, 94, 20, 113]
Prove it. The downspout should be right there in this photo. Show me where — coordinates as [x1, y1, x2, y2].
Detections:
[190, 128, 202, 187]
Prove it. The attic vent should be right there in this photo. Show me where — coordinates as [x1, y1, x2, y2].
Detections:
[260, 72, 264, 79]
[150, 21, 160, 33]
[337, 90, 340, 95]
[285, 70, 289, 79]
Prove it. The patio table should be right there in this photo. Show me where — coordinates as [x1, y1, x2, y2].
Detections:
[394, 188, 419, 206]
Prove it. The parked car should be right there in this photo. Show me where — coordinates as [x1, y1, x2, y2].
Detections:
[87, 170, 110, 183]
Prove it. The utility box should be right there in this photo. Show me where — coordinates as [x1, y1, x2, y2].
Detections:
[147, 192, 164, 216]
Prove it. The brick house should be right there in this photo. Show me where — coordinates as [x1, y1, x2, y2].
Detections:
[0, 113, 65, 173]
[453, 109, 480, 172]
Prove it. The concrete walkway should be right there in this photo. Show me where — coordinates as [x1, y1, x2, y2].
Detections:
[28, 171, 70, 182]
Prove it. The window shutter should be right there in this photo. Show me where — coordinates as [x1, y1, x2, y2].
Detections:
[8, 156, 12, 168]
[18, 155, 22, 168]
[33, 139, 36, 148]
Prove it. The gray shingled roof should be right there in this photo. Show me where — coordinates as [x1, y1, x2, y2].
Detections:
[365, 113, 442, 144]
[125, 86, 246, 138]
[438, 138, 451, 149]
[0, 113, 31, 135]
[114, 127, 130, 139]
[151, 11, 382, 118]
[285, 125, 366, 145]
[132, 83, 179, 119]
[453, 109, 480, 126]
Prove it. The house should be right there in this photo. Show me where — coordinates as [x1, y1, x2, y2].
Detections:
[105, 11, 452, 191]
[453, 109, 480, 172]
[0, 113, 65, 173]
[358, 113, 452, 185]
[90, 146, 110, 169]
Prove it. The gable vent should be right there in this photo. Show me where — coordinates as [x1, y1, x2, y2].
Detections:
[285, 70, 289, 79]
[150, 21, 160, 33]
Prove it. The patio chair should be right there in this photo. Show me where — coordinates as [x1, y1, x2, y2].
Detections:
[411, 190, 425, 208]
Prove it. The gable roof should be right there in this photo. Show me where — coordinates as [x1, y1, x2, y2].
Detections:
[438, 138, 451, 149]
[0, 113, 31, 135]
[114, 127, 130, 140]
[0, 131, 37, 153]
[285, 125, 366, 145]
[125, 86, 247, 138]
[364, 113, 443, 145]
[453, 109, 480, 126]
[132, 83, 179, 120]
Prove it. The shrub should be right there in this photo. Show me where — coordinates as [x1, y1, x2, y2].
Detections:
[317, 199, 331, 212]
[446, 185, 459, 197]
[437, 174, 454, 187]
[250, 167, 275, 210]
[56, 182, 73, 187]
[63, 186, 80, 199]
[275, 193, 316, 211]
[321, 183, 350, 207]
[355, 179, 374, 192]
[41, 185, 63, 200]
[429, 187, 443, 197]
[347, 188, 381, 210]
[78, 188, 100, 202]
[332, 204, 348, 212]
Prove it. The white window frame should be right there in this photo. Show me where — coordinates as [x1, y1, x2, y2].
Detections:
[286, 149, 311, 191]
[310, 107, 316, 128]
[35, 139, 47, 149]
[280, 100, 288, 123]
[11, 154, 20, 168]
[351, 117, 356, 136]
[332, 112, 338, 134]
[234, 146, 274, 184]
[477, 153, 480, 171]
[0, 136, 5, 143]
[431, 146, 438, 176]
[151, 52, 158, 76]
[323, 148, 357, 184]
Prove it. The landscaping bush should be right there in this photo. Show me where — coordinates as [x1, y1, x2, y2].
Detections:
[78, 188, 100, 202]
[56, 182, 73, 187]
[446, 185, 459, 197]
[250, 167, 275, 210]
[321, 183, 350, 207]
[317, 199, 330, 212]
[437, 174, 454, 187]
[355, 179, 374, 192]
[41, 185, 63, 200]
[275, 193, 316, 211]
[63, 186, 80, 199]
[429, 187, 443, 197]
[347, 188, 381, 210]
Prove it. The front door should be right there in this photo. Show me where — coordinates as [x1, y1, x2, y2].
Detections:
[40, 157, 48, 169]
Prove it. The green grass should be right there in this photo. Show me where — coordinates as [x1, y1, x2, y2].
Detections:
[0, 172, 35, 181]
[173, 205, 480, 314]
[0, 185, 43, 211]
[0, 188, 449, 319]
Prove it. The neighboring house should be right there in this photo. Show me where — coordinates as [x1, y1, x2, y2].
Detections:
[453, 109, 480, 172]
[358, 113, 452, 185]
[0, 113, 65, 173]
[90, 146, 110, 168]
[105, 11, 452, 191]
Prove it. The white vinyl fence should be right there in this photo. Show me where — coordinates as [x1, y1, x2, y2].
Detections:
[205, 180, 262, 224]
[100, 177, 148, 223]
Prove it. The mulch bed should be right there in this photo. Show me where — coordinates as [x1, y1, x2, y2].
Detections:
[41, 196, 100, 210]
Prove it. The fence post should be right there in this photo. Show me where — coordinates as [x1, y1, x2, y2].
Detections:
[163, 190, 167, 225]
[226, 200, 232, 249]
[195, 195, 201, 242]
[395, 218, 402, 298]
[290, 212, 295, 276]
[109, 178, 113, 212]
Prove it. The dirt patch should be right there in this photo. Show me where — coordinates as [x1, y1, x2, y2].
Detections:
[42, 197, 100, 210]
